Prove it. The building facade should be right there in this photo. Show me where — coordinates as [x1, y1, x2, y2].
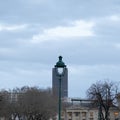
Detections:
[61, 99, 119, 120]
[52, 56, 68, 98]
[62, 106, 119, 120]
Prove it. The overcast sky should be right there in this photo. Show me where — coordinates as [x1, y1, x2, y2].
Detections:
[0, 0, 120, 98]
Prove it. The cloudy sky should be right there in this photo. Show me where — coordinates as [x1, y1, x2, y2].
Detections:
[0, 0, 120, 98]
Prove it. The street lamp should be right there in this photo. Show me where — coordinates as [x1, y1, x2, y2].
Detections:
[55, 56, 66, 120]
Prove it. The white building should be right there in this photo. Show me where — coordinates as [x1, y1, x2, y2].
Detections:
[61, 98, 119, 120]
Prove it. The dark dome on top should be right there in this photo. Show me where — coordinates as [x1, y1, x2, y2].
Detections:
[55, 56, 66, 68]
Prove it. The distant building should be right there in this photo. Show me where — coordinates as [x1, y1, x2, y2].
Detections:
[52, 56, 68, 98]
[61, 98, 119, 120]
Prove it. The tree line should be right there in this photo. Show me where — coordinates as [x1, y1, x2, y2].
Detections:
[0, 80, 119, 120]
[0, 86, 58, 120]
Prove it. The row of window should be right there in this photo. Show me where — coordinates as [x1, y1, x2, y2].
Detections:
[66, 111, 119, 119]
[68, 118, 119, 120]
[67, 112, 93, 117]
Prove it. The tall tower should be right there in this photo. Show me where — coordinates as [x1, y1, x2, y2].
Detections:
[52, 56, 68, 98]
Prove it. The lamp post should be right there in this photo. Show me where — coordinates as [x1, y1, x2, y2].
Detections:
[55, 56, 66, 120]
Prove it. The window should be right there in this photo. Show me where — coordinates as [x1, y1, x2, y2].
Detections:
[82, 112, 86, 117]
[90, 112, 93, 117]
[114, 112, 119, 119]
[75, 112, 80, 116]
[68, 112, 72, 117]
[89, 118, 93, 120]
[61, 112, 64, 116]
[114, 112, 119, 117]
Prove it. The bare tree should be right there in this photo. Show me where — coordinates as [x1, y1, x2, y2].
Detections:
[18, 86, 57, 120]
[0, 90, 12, 119]
[0, 87, 57, 120]
[87, 80, 118, 120]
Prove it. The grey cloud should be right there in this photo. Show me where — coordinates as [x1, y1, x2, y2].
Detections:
[0, 0, 120, 97]
[0, 60, 52, 90]
[1, 0, 120, 25]
[69, 64, 120, 97]
[0, 36, 120, 65]
[94, 16, 120, 36]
